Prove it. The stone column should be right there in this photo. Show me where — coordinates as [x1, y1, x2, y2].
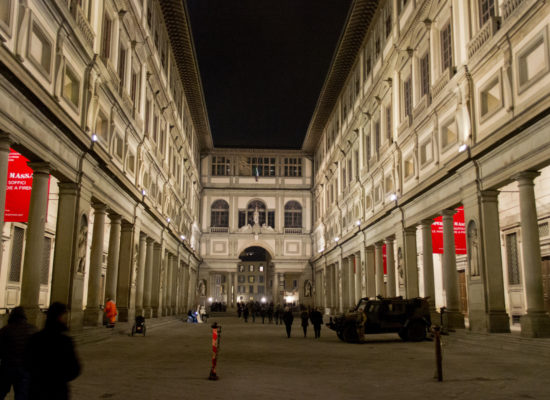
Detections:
[442, 210, 464, 328]
[273, 269, 279, 304]
[83, 202, 107, 326]
[348, 256, 355, 307]
[375, 242, 385, 297]
[183, 265, 191, 313]
[50, 182, 78, 305]
[516, 172, 550, 337]
[359, 246, 366, 297]
[365, 247, 376, 298]
[341, 257, 350, 309]
[162, 252, 170, 316]
[337, 261, 343, 313]
[20, 163, 50, 324]
[479, 190, 511, 332]
[0, 134, 11, 231]
[420, 220, 436, 309]
[327, 265, 334, 309]
[404, 227, 419, 298]
[354, 253, 361, 303]
[166, 254, 174, 315]
[171, 257, 178, 313]
[228, 272, 233, 307]
[143, 237, 155, 318]
[104, 213, 121, 302]
[152, 243, 162, 317]
[116, 221, 135, 322]
[385, 238, 396, 297]
[134, 233, 147, 316]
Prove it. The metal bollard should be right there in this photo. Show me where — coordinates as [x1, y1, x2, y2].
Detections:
[208, 322, 221, 380]
[433, 325, 443, 381]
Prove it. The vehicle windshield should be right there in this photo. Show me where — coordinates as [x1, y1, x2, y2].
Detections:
[355, 299, 369, 312]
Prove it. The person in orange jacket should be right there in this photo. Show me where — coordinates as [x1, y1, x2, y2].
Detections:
[105, 298, 117, 328]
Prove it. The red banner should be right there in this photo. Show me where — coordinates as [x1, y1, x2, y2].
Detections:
[383, 244, 387, 274]
[4, 149, 50, 223]
[431, 206, 467, 254]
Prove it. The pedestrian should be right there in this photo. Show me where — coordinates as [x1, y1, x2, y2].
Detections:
[267, 304, 273, 323]
[104, 298, 117, 328]
[237, 302, 242, 318]
[243, 305, 249, 323]
[26, 302, 81, 400]
[261, 306, 266, 324]
[300, 309, 309, 338]
[282, 307, 294, 338]
[251, 303, 256, 323]
[310, 308, 323, 339]
[0, 306, 37, 399]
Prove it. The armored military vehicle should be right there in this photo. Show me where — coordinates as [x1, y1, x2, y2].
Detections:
[327, 296, 431, 342]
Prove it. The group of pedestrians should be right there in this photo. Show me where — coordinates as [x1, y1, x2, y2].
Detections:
[287, 307, 324, 339]
[0, 303, 80, 399]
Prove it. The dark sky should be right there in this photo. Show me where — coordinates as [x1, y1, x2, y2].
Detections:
[186, 0, 352, 149]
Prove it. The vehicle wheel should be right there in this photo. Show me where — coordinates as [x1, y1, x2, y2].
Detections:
[336, 331, 344, 341]
[398, 327, 408, 341]
[407, 320, 427, 342]
[342, 323, 359, 343]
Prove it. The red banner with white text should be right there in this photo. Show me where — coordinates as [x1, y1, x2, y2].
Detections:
[431, 206, 467, 254]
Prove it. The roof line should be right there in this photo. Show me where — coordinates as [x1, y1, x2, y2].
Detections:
[301, 0, 380, 153]
[160, 0, 214, 152]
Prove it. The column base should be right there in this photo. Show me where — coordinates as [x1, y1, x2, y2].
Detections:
[83, 308, 103, 327]
[486, 311, 511, 333]
[68, 309, 84, 330]
[521, 311, 550, 338]
[143, 307, 153, 319]
[444, 310, 465, 330]
[152, 308, 159, 318]
[117, 307, 134, 323]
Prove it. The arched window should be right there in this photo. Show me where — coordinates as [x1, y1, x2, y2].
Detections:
[247, 200, 266, 226]
[211, 200, 229, 227]
[284, 201, 302, 228]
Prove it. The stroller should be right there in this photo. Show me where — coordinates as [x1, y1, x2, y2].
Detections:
[132, 316, 146, 336]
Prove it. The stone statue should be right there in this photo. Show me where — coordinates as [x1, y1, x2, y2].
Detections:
[304, 280, 312, 297]
[76, 215, 88, 273]
[198, 279, 206, 296]
[253, 206, 260, 226]
[468, 222, 480, 277]
[397, 247, 404, 285]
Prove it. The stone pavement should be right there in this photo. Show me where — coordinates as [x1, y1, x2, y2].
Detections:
[68, 315, 550, 400]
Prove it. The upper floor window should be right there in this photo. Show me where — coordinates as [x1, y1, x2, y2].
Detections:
[118, 45, 127, 88]
[284, 201, 302, 228]
[403, 77, 412, 119]
[248, 157, 276, 177]
[385, 105, 392, 142]
[440, 23, 453, 72]
[101, 13, 113, 60]
[211, 200, 229, 227]
[420, 53, 430, 98]
[479, 0, 495, 27]
[284, 158, 302, 177]
[385, 12, 392, 38]
[212, 156, 231, 176]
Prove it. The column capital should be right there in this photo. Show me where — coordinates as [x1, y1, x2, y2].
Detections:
[374, 241, 384, 248]
[420, 218, 434, 227]
[121, 220, 134, 231]
[514, 171, 540, 185]
[441, 209, 456, 218]
[403, 226, 417, 235]
[384, 236, 395, 244]
[57, 181, 78, 196]
[154, 242, 162, 250]
[480, 190, 500, 203]
[146, 237, 155, 244]
[0, 132, 12, 151]
[27, 162, 51, 175]
[108, 212, 122, 222]
[92, 202, 107, 213]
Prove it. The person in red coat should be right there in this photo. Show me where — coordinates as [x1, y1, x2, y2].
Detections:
[104, 298, 117, 328]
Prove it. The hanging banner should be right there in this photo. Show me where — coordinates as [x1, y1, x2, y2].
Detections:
[4, 149, 50, 223]
[431, 206, 467, 254]
[383, 244, 387, 275]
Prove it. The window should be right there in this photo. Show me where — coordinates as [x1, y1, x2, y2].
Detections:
[384, 175, 394, 194]
[385, 105, 392, 142]
[284, 158, 302, 177]
[480, 76, 502, 119]
[28, 22, 52, 78]
[420, 53, 430, 98]
[8, 227, 24, 282]
[249, 285, 254, 294]
[403, 77, 412, 119]
[144, 98, 151, 134]
[348, 158, 353, 182]
[40, 237, 52, 285]
[95, 111, 109, 143]
[375, 37, 380, 58]
[114, 133, 124, 160]
[0, 0, 12, 29]
[267, 211, 275, 228]
[63, 64, 80, 108]
[238, 210, 246, 228]
[258, 286, 265, 294]
[517, 30, 550, 93]
[130, 69, 139, 106]
[365, 134, 371, 162]
[127, 151, 136, 174]
[238, 275, 245, 283]
[101, 13, 112, 59]
[284, 201, 302, 228]
[342, 164, 346, 189]
[385, 12, 392, 38]
[506, 233, 520, 285]
[212, 156, 231, 176]
[118, 46, 126, 87]
[374, 120, 381, 154]
[441, 23, 453, 72]
[404, 157, 414, 180]
[441, 119, 458, 149]
[249, 265, 254, 272]
[248, 275, 255, 283]
[245, 157, 276, 177]
[259, 266, 264, 272]
[420, 140, 432, 166]
[210, 200, 229, 227]
[479, 0, 495, 27]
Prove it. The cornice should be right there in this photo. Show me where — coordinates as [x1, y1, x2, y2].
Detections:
[159, 0, 213, 152]
[301, 0, 380, 153]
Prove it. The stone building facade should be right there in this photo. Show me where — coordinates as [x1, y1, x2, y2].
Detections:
[0, 0, 208, 328]
[306, 0, 550, 337]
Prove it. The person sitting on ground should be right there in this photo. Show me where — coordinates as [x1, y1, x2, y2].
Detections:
[104, 298, 117, 328]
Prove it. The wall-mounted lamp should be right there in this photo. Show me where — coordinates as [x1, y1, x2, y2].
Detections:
[389, 193, 397, 202]
[334, 237, 340, 243]
[458, 144, 468, 153]
[356, 220, 361, 227]
[141, 189, 147, 196]
[180, 235, 186, 241]
[166, 217, 171, 223]
[91, 134, 98, 142]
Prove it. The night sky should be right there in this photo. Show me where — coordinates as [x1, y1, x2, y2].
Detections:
[186, 0, 352, 149]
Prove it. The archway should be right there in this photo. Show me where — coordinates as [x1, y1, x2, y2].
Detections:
[236, 246, 272, 304]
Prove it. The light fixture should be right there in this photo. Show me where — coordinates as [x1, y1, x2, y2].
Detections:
[166, 217, 171, 223]
[261, 297, 266, 303]
[334, 237, 340, 243]
[458, 144, 468, 153]
[141, 189, 147, 196]
[208, 297, 213, 303]
[91, 134, 98, 142]
[356, 220, 361, 226]
[389, 193, 397, 201]
[180, 235, 186, 241]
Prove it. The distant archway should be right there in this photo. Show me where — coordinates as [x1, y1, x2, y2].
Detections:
[236, 246, 273, 303]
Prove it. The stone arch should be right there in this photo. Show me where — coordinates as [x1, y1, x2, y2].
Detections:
[236, 241, 276, 261]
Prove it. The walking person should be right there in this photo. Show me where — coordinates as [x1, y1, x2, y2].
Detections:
[0, 306, 37, 399]
[26, 302, 81, 400]
[243, 305, 249, 323]
[310, 308, 323, 339]
[300, 308, 309, 338]
[104, 298, 117, 328]
[282, 307, 294, 338]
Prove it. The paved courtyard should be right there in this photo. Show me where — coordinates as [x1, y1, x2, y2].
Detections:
[70, 316, 550, 400]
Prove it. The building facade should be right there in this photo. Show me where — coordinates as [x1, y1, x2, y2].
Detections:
[306, 0, 550, 337]
[0, 0, 209, 328]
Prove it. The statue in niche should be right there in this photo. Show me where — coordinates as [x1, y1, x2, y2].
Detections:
[198, 279, 206, 297]
[304, 280, 312, 297]
[397, 247, 404, 285]
[468, 221, 480, 277]
[253, 206, 260, 226]
[76, 215, 88, 273]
